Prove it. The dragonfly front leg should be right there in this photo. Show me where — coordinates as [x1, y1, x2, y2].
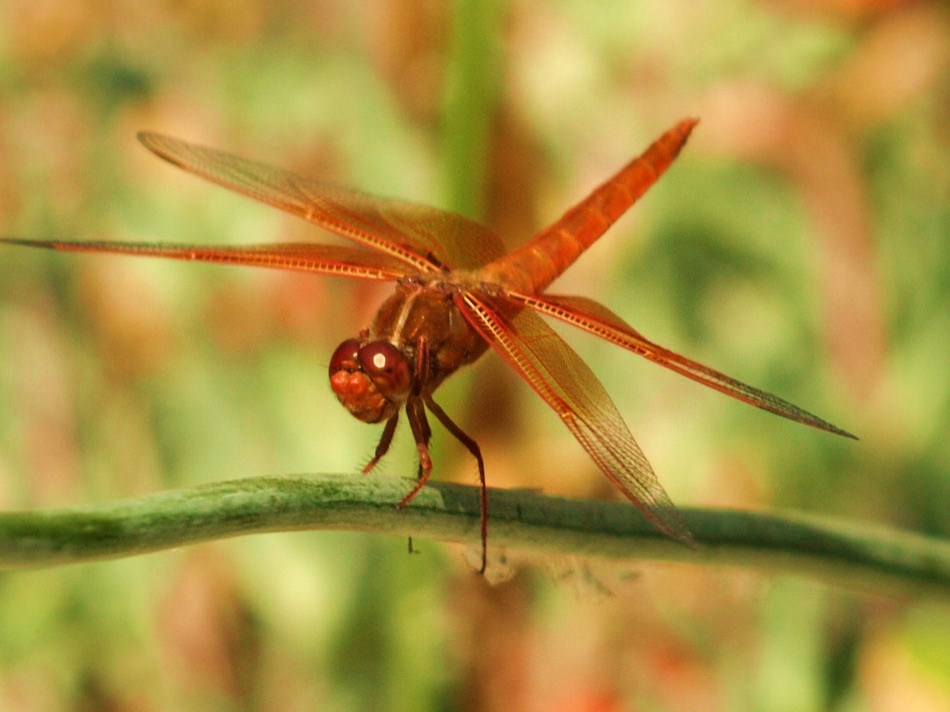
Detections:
[363, 413, 399, 475]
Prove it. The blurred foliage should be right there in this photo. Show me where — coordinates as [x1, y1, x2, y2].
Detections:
[0, 0, 947, 710]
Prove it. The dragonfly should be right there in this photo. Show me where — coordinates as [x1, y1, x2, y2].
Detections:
[2, 119, 855, 572]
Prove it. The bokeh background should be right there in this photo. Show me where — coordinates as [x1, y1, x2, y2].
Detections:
[0, 1, 947, 710]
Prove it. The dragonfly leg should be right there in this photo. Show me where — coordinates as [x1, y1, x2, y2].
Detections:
[363, 413, 399, 474]
[393, 397, 432, 565]
[397, 397, 434, 508]
[414, 404, 432, 480]
[409, 334, 433, 482]
[424, 395, 487, 574]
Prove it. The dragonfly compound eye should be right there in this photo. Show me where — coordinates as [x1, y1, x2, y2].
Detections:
[328, 338, 362, 375]
[358, 341, 411, 402]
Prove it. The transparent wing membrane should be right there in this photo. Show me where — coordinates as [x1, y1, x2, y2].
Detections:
[138, 132, 507, 271]
[513, 292, 856, 439]
[458, 291, 694, 546]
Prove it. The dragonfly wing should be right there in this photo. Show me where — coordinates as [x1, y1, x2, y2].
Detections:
[0, 239, 407, 281]
[458, 291, 693, 546]
[514, 292, 856, 439]
[138, 133, 506, 271]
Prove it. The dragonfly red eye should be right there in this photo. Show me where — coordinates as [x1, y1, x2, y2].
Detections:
[329, 338, 361, 375]
[358, 340, 411, 401]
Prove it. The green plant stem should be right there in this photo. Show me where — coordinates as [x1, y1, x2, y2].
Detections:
[441, 0, 504, 219]
[0, 474, 946, 595]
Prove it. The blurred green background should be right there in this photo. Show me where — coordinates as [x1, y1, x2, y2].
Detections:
[0, 1, 947, 710]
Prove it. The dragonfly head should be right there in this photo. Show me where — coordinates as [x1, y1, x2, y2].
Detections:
[329, 338, 412, 423]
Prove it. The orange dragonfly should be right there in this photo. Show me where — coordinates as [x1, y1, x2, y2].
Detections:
[2, 119, 854, 571]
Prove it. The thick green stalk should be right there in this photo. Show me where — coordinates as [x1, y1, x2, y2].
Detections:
[441, 0, 504, 219]
[1, 474, 946, 596]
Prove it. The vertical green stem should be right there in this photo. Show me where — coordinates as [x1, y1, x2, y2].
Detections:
[441, 0, 505, 220]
